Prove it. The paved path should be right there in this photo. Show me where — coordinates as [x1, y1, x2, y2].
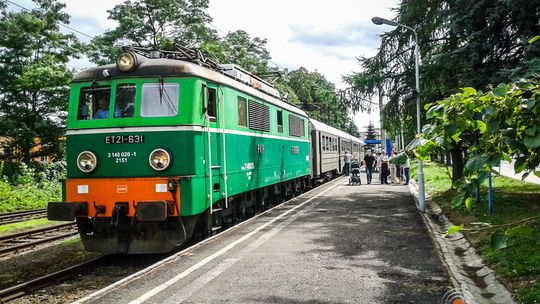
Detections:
[77, 177, 450, 304]
[494, 160, 540, 185]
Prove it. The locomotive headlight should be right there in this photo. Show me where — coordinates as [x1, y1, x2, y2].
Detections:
[149, 149, 171, 171]
[77, 151, 98, 173]
[116, 51, 137, 72]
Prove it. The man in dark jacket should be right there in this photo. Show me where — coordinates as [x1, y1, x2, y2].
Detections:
[363, 149, 377, 184]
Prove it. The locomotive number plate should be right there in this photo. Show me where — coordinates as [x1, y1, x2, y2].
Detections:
[104, 135, 144, 144]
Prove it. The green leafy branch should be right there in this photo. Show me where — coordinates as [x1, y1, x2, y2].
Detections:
[445, 215, 540, 250]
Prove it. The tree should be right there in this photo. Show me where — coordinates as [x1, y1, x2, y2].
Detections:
[410, 78, 540, 208]
[207, 30, 272, 75]
[363, 123, 378, 150]
[344, 0, 540, 180]
[365, 123, 378, 140]
[0, 0, 82, 166]
[283, 67, 356, 133]
[88, 0, 216, 65]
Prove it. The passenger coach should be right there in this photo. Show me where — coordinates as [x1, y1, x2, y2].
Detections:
[310, 119, 364, 179]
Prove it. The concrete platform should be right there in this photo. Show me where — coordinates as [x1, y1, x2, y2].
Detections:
[76, 177, 450, 304]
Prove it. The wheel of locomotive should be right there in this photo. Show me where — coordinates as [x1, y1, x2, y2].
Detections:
[236, 199, 247, 222]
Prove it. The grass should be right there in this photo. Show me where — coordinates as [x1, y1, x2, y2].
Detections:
[411, 161, 540, 303]
[0, 218, 65, 235]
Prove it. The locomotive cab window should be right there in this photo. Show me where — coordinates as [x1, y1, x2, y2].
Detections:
[77, 86, 112, 120]
[114, 84, 136, 118]
[141, 82, 179, 117]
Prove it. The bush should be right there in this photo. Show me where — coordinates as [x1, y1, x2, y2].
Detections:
[0, 161, 63, 213]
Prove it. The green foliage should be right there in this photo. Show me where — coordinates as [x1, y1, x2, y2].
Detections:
[482, 225, 540, 278]
[444, 224, 463, 237]
[0, 218, 53, 234]
[279, 67, 357, 134]
[0, 162, 62, 213]
[417, 161, 540, 301]
[344, 0, 540, 179]
[0, 0, 81, 167]
[519, 280, 540, 303]
[88, 0, 214, 64]
[414, 78, 540, 207]
[208, 30, 271, 75]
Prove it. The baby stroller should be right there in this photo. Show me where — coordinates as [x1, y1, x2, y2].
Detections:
[349, 160, 362, 185]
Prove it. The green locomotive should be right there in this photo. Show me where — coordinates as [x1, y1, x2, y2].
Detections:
[48, 47, 313, 253]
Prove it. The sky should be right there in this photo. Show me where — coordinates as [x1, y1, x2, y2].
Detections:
[7, 0, 400, 129]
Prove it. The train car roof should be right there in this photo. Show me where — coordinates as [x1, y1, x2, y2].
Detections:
[73, 59, 308, 117]
[309, 119, 364, 144]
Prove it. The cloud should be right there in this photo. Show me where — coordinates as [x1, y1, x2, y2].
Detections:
[65, 15, 107, 41]
[289, 24, 382, 50]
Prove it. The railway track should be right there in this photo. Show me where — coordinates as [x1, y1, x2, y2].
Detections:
[0, 256, 107, 303]
[0, 209, 48, 226]
[0, 222, 78, 257]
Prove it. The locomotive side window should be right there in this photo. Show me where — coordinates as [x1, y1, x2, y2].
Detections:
[237, 97, 247, 127]
[114, 84, 136, 118]
[288, 115, 305, 137]
[277, 110, 283, 133]
[77, 86, 111, 120]
[207, 88, 217, 120]
[141, 83, 179, 117]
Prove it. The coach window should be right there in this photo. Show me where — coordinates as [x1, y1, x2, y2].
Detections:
[78, 86, 111, 120]
[237, 97, 247, 127]
[277, 110, 283, 133]
[329, 137, 332, 151]
[114, 84, 136, 118]
[141, 83, 179, 117]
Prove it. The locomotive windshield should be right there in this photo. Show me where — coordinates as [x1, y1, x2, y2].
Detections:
[77, 86, 111, 120]
[114, 84, 136, 118]
[75, 81, 180, 120]
[140, 83, 179, 117]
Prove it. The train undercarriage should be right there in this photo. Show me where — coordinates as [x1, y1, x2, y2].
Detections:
[52, 176, 317, 254]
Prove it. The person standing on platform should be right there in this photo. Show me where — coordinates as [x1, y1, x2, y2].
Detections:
[389, 151, 397, 183]
[343, 150, 352, 175]
[363, 149, 377, 184]
[403, 153, 411, 185]
[378, 150, 389, 184]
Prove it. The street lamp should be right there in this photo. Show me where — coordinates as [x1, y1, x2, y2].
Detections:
[371, 16, 426, 212]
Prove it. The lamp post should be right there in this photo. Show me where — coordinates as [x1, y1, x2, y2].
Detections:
[371, 16, 426, 212]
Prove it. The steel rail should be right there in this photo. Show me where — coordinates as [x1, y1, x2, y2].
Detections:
[0, 256, 107, 303]
[0, 222, 78, 257]
[0, 209, 48, 226]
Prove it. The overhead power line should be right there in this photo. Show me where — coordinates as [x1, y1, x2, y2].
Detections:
[5, 0, 95, 39]
[209, 21, 286, 72]
[6, 0, 286, 72]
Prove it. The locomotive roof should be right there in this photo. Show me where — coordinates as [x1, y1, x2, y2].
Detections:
[73, 59, 308, 117]
[310, 119, 363, 144]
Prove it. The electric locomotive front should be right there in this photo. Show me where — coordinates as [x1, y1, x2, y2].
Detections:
[48, 47, 316, 254]
[48, 51, 212, 253]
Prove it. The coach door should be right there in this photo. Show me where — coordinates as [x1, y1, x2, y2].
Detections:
[203, 82, 228, 213]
